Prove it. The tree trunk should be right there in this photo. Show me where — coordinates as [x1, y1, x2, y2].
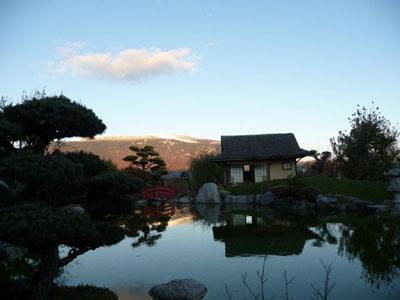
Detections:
[27, 245, 59, 300]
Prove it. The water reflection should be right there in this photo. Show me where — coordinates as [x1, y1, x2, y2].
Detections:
[212, 210, 320, 257]
[122, 203, 400, 290]
[333, 217, 400, 289]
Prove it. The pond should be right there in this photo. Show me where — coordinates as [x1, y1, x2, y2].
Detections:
[58, 203, 400, 300]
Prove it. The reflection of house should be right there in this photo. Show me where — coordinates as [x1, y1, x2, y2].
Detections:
[213, 134, 310, 185]
[213, 213, 319, 257]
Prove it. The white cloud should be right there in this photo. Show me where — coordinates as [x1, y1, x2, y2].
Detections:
[47, 44, 199, 82]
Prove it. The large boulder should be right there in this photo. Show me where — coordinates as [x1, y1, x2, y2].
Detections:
[195, 204, 221, 224]
[149, 279, 207, 300]
[257, 191, 274, 206]
[316, 194, 338, 207]
[195, 183, 220, 204]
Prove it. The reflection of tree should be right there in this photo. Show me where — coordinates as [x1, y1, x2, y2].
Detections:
[316, 217, 400, 289]
[116, 207, 170, 249]
[312, 223, 338, 247]
[340, 219, 399, 289]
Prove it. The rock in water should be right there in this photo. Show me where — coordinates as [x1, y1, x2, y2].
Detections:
[149, 279, 207, 300]
[195, 183, 220, 204]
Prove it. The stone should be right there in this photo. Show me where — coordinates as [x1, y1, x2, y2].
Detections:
[259, 191, 274, 206]
[149, 279, 207, 300]
[0, 241, 28, 262]
[195, 204, 221, 224]
[176, 196, 193, 204]
[384, 160, 400, 208]
[367, 204, 388, 213]
[63, 204, 85, 215]
[346, 199, 368, 213]
[0, 180, 9, 189]
[291, 200, 307, 211]
[316, 194, 338, 206]
[195, 183, 220, 204]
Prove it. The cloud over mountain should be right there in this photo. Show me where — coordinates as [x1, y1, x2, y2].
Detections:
[47, 44, 198, 82]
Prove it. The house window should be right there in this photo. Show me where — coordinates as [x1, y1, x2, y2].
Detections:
[230, 166, 243, 184]
[246, 215, 253, 224]
[254, 164, 267, 182]
[243, 164, 250, 172]
[282, 161, 292, 170]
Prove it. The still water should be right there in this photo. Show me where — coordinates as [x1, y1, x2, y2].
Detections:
[59, 204, 400, 300]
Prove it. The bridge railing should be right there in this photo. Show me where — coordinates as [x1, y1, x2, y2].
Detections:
[142, 186, 176, 200]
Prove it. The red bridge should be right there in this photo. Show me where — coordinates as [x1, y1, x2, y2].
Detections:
[142, 186, 176, 201]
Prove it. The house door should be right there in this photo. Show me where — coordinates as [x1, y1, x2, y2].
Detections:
[243, 164, 253, 183]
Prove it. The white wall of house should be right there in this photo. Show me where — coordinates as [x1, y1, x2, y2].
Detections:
[269, 160, 296, 180]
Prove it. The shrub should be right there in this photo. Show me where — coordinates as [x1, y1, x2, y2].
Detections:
[63, 151, 117, 177]
[0, 152, 85, 207]
[189, 154, 224, 190]
[164, 177, 189, 195]
[86, 172, 143, 218]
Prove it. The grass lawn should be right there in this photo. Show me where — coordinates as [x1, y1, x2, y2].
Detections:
[225, 176, 391, 203]
[301, 176, 391, 203]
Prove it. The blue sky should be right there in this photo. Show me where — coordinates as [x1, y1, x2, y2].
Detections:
[1, 0, 399, 151]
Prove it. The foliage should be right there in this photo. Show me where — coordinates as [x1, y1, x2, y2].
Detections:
[123, 145, 167, 183]
[0, 181, 17, 207]
[330, 104, 399, 180]
[49, 285, 118, 300]
[0, 204, 123, 251]
[308, 151, 336, 176]
[189, 154, 224, 189]
[62, 151, 117, 177]
[0, 91, 133, 299]
[86, 172, 143, 218]
[0, 152, 85, 207]
[2, 92, 106, 153]
[0, 118, 21, 157]
[164, 176, 190, 195]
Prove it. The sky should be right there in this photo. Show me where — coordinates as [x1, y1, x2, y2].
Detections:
[1, 0, 399, 151]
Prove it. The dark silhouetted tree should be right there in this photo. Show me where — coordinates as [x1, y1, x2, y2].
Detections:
[123, 145, 167, 182]
[330, 104, 399, 180]
[2, 92, 106, 153]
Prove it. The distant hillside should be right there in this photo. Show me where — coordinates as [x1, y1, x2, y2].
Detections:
[60, 135, 220, 171]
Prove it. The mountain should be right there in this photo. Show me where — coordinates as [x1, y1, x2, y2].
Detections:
[60, 135, 220, 171]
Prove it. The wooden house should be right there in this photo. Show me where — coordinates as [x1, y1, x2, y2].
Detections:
[213, 133, 310, 186]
